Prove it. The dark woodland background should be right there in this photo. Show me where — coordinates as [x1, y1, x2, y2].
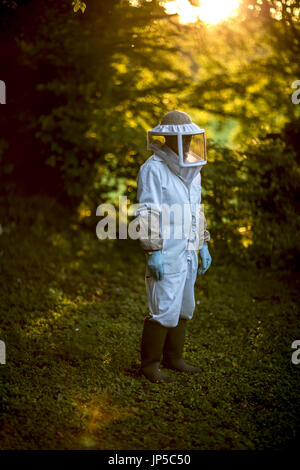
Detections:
[0, 0, 299, 450]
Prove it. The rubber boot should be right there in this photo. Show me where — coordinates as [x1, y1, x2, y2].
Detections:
[140, 317, 174, 383]
[162, 318, 202, 373]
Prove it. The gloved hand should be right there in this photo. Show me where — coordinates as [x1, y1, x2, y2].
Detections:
[198, 244, 212, 275]
[147, 250, 164, 281]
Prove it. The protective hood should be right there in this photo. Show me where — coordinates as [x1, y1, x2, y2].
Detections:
[147, 122, 207, 172]
[153, 142, 202, 186]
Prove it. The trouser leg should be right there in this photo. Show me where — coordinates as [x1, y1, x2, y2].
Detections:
[142, 251, 199, 378]
[162, 254, 201, 373]
[145, 271, 186, 327]
[180, 252, 198, 320]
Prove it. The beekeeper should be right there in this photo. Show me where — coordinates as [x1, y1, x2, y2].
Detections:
[135, 110, 212, 383]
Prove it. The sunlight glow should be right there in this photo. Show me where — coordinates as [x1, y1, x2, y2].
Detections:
[164, 0, 241, 25]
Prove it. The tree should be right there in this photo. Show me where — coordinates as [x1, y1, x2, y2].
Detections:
[180, 0, 300, 143]
[0, 0, 188, 208]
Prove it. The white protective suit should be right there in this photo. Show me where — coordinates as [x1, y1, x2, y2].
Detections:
[136, 123, 210, 328]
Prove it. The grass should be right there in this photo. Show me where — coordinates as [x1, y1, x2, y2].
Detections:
[0, 195, 299, 450]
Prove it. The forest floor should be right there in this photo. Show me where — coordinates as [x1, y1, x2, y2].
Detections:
[0, 196, 299, 450]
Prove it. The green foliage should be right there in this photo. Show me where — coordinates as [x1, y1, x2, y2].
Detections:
[72, 0, 86, 13]
[201, 140, 249, 264]
[0, 0, 186, 207]
[0, 196, 299, 449]
[0, 0, 298, 275]
[199, 123, 300, 270]
[183, 0, 300, 142]
[241, 121, 300, 270]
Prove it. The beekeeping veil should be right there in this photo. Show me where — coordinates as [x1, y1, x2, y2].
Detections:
[147, 110, 207, 185]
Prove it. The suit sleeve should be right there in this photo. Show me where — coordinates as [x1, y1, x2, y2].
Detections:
[203, 215, 211, 244]
[135, 163, 163, 252]
[198, 207, 211, 247]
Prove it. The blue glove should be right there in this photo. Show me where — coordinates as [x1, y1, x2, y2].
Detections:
[147, 250, 164, 281]
[198, 244, 212, 275]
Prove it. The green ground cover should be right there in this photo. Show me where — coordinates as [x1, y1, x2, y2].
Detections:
[0, 197, 299, 450]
